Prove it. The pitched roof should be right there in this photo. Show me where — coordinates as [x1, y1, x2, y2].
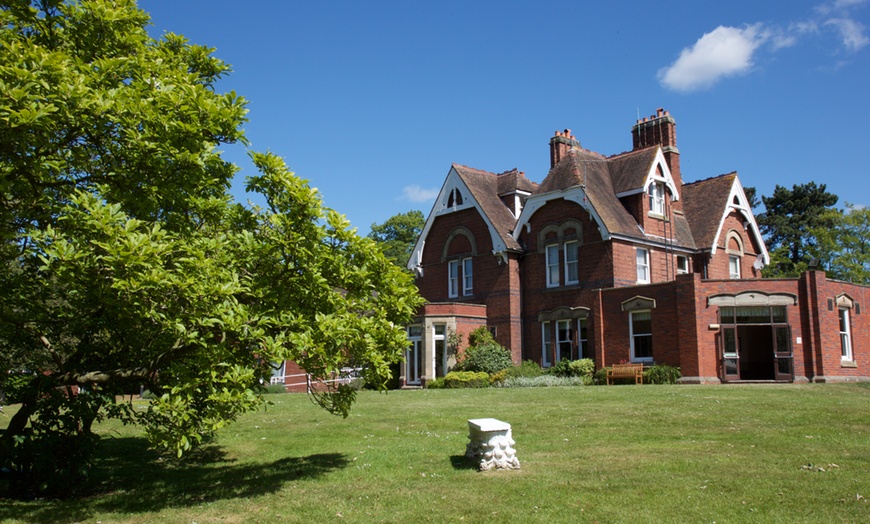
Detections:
[496, 168, 537, 195]
[682, 173, 738, 250]
[452, 164, 525, 251]
[608, 147, 659, 195]
[534, 149, 649, 241]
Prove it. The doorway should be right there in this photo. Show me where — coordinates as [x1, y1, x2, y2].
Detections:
[719, 306, 793, 382]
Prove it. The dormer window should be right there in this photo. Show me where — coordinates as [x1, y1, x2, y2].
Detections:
[648, 182, 665, 216]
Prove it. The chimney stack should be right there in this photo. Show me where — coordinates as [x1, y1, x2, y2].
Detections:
[549, 129, 580, 168]
[632, 108, 681, 192]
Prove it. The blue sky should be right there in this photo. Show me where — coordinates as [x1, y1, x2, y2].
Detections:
[142, 0, 870, 234]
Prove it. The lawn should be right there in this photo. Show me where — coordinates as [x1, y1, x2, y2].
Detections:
[1, 383, 868, 523]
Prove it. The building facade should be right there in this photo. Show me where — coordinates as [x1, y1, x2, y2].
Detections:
[403, 109, 868, 386]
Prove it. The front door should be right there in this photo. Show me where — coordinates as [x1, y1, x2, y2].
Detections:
[406, 326, 423, 385]
[719, 306, 794, 382]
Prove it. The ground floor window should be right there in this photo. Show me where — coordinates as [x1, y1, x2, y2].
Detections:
[839, 307, 853, 361]
[630, 310, 653, 362]
[541, 321, 552, 367]
[556, 319, 573, 362]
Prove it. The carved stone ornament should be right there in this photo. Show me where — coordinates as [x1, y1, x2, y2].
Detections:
[465, 418, 520, 471]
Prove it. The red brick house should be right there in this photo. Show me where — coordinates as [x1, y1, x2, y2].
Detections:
[404, 108, 868, 386]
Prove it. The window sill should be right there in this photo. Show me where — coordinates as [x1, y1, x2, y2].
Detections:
[841, 359, 857, 368]
[647, 212, 668, 221]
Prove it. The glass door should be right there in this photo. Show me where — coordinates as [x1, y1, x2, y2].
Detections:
[773, 326, 793, 381]
[406, 326, 423, 385]
[721, 326, 740, 382]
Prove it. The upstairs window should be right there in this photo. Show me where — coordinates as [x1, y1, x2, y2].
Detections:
[462, 257, 473, 295]
[564, 241, 579, 285]
[546, 244, 560, 288]
[448, 257, 473, 297]
[448, 260, 459, 298]
[676, 255, 689, 275]
[636, 248, 650, 284]
[648, 182, 665, 216]
[729, 255, 741, 279]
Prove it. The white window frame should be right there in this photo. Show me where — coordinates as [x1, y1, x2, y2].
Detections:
[447, 260, 459, 298]
[676, 255, 688, 275]
[729, 255, 741, 279]
[629, 310, 653, 363]
[564, 240, 579, 285]
[839, 307, 853, 361]
[462, 257, 473, 296]
[545, 244, 560, 288]
[541, 321, 552, 368]
[636, 248, 650, 284]
[556, 319, 573, 362]
[406, 325, 423, 384]
[648, 181, 665, 216]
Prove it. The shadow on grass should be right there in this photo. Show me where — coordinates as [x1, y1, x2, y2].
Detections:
[449, 454, 478, 470]
[0, 436, 349, 523]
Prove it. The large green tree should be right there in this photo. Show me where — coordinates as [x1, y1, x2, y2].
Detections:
[367, 210, 425, 266]
[757, 182, 839, 277]
[809, 203, 870, 283]
[0, 0, 422, 497]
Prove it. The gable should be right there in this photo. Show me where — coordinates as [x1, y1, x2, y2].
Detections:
[408, 165, 519, 275]
[709, 177, 769, 265]
[611, 147, 680, 202]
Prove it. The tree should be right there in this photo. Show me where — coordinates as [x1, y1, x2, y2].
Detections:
[757, 182, 839, 277]
[809, 204, 870, 283]
[0, 0, 422, 497]
[743, 186, 760, 210]
[367, 210, 425, 266]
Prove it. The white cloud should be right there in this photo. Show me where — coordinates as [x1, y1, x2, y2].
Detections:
[400, 184, 439, 202]
[659, 1, 869, 92]
[658, 24, 769, 92]
[825, 17, 870, 50]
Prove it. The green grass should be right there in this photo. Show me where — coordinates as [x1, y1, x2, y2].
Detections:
[2, 383, 869, 523]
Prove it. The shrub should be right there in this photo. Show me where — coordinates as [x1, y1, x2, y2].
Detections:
[548, 359, 573, 377]
[467, 326, 495, 347]
[264, 383, 287, 394]
[510, 360, 545, 378]
[570, 359, 595, 379]
[549, 359, 595, 379]
[644, 364, 682, 384]
[426, 377, 445, 389]
[456, 342, 513, 374]
[489, 369, 509, 384]
[443, 371, 490, 388]
[493, 375, 591, 388]
[593, 367, 610, 385]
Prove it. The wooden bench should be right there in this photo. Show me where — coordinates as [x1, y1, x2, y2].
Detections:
[606, 363, 644, 385]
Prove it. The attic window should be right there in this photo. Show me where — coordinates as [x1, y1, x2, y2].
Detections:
[447, 188, 464, 207]
[648, 182, 665, 216]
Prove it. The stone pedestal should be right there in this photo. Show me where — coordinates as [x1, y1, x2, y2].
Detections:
[465, 418, 520, 471]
